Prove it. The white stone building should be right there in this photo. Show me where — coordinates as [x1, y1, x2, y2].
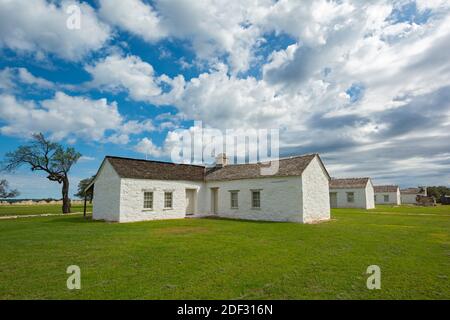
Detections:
[88, 154, 331, 223]
[329, 178, 375, 209]
[374, 185, 401, 205]
[400, 187, 427, 204]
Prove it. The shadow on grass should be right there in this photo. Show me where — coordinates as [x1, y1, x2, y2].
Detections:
[43, 215, 97, 224]
[202, 216, 290, 224]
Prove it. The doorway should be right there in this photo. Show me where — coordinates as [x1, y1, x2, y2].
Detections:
[185, 189, 197, 215]
[210, 188, 219, 214]
[330, 192, 337, 208]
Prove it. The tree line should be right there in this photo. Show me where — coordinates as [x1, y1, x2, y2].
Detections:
[427, 186, 450, 202]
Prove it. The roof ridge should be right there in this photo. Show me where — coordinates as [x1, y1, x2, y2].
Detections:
[208, 153, 317, 167]
[331, 177, 370, 180]
[276, 153, 318, 161]
[106, 153, 316, 169]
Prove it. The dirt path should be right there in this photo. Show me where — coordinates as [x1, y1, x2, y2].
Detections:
[0, 212, 91, 220]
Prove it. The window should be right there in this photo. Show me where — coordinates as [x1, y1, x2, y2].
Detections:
[374, 195, 377, 202]
[164, 192, 173, 209]
[143, 192, 153, 209]
[384, 195, 389, 202]
[251, 190, 261, 208]
[347, 192, 354, 203]
[230, 191, 239, 209]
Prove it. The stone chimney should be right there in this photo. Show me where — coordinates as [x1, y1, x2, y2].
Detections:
[215, 153, 228, 168]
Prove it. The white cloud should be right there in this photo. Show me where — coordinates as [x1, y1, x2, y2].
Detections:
[0, 92, 155, 143]
[79, 156, 95, 162]
[260, 0, 356, 46]
[85, 54, 162, 101]
[98, 0, 167, 42]
[416, 0, 450, 11]
[2, 0, 450, 187]
[99, 0, 267, 73]
[84, 53, 187, 105]
[0, 67, 54, 93]
[134, 137, 164, 157]
[16, 68, 54, 88]
[141, 0, 450, 178]
[163, 63, 294, 130]
[0, 0, 110, 61]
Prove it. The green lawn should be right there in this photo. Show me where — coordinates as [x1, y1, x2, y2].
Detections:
[0, 206, 449, 299]
[335, 204, 450, 216]
[0, 204, 92, 216]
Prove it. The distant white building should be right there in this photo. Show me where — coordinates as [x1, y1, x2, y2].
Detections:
[329, 178, 375, 209]
[87, 153, 331, 224]
[400, 187, 427, 204]
[374, 185, 401, 205]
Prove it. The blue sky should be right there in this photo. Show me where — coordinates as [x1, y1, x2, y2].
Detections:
[1, 0, 450, 198]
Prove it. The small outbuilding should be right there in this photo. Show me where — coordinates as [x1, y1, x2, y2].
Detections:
[374, 185, 401, 205]
[400, 187, 427, 204]
[329, 178, 375, 209]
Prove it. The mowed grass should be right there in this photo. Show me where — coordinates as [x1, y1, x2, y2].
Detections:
[0, 206, 449, 300]
[335, 204, 450, 216]
[0, 204, 92, 216]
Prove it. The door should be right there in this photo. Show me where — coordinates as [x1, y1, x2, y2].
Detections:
[185, 189, 196, 215]
[330, 192, 337, 208]
[210, 188, 218, 214]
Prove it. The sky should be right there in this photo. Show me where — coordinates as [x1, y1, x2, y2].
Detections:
[0, 0, 449, 199]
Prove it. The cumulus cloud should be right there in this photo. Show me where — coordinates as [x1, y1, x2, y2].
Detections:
[0, 67, 55, 93]
[0, 92, 155, 143]
[0, 0, 110, 61]
[83, 53, 187, 105]
[132, 1, 449, 185]
[84, 54, 162, 101]
[134, 137, 164, 157]
[98, 0, 167, 42]
[2, 0, 450, 186]
[98, 0, 266, 73]
[260, 0, 356, 46]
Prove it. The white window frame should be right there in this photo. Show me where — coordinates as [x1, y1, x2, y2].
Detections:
[143, 191, 153, 210]
[229, 190, 239, 209]
[164, 191, 173, 209]
[251, 190, 261, 209]
[347, 192, 355, 203]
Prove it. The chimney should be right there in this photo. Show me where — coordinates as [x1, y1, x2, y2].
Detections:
[215, 153, 228, 168]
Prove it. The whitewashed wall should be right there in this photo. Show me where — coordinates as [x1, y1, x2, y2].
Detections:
[330, 187, 369, 209]
[301, 156, 330, 223]
[206, 176, 304, 222]
[92, 157, 331, 223]
[375, 190, 401, 205]
[119, 179, 205, 223]
[401, 193, 418, 204]
[92, 161, 121, 221]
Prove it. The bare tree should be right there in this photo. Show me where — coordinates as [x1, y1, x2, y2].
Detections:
[1, 133, 81, 213]
[0, 179, 19, 199]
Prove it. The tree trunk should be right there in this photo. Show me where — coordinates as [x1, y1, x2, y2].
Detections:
[62, 177, 71, 214]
